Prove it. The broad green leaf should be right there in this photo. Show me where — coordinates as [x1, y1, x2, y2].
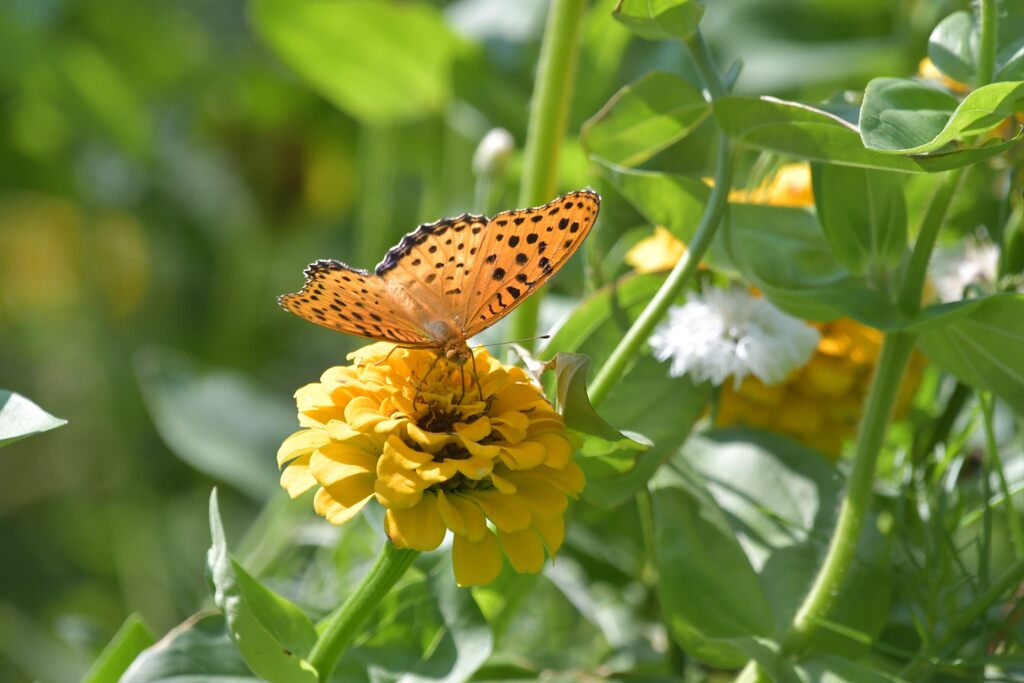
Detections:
[121, 612, 257, 683]
[714, 203, 907, 328]
[797, 653, 908, 682]
[682, 430, 892, 657]
[135, 348, 293, 499]
[811, 163, 907, 276]
[581, 71, 710, 167]
[612, 0, 704, 41]
[599, 164, 710, 242]
[0, 390, 66, 447]
[82, 614, 155, 683]
[928, 11, 976, 85]
[860, 78, 1024, 154]
[650, 462, 775, 668]
[583, 357, 711, 509]
[250, 0, 461, 124]
[207, 490, 318, 683]
[551, 353, 651, 479]
[917, 293, 1024, 413]
[715, 95, 1017, 173]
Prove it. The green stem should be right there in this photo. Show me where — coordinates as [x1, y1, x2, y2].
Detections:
[976, 0, 997, 87]
[510, 0, 589, 346]
[981, 393, 1024, 557]
[782, 332, 916, 653]
[897, 168, 965, 315]
[589, 31, 731, 406]
[307, 543, 418, 681]
[356, 124, 398, 270]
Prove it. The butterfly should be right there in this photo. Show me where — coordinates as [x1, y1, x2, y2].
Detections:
[278, 189, 600, 364]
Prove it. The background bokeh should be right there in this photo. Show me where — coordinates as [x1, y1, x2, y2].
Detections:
[0, 0, 970, 680]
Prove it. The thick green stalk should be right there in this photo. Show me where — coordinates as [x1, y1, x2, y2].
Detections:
[509, 0, 589, 345]
[783, 332, 916, 652]
[589, 31, 731, 406]
[308, 543, 418, 681]
[976, 0, 997, 87]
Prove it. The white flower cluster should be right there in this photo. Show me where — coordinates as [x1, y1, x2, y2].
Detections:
[931, 237, 1001, 303]
[649, 288, 820, 388]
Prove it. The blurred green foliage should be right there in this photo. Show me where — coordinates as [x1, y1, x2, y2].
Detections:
[1, 0, 1018, 682]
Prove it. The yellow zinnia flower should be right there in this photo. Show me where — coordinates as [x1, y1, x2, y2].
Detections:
[277, 343, 582, 587]
[626, 226, 688, 274]
[917, 57, 970, 94]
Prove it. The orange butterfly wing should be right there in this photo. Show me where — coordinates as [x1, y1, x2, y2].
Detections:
[277, 260, 433, 346]
[461, 189, 600, 337]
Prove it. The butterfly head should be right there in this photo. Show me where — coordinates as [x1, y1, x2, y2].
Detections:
[441, 339, 473, 366]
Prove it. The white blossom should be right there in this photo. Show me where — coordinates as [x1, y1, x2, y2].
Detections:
[472, 128, 514, 178]
[931, 236, 1001, 303]
[649, 288, 820, 388]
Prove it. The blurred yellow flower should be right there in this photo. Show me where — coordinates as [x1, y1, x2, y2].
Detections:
[917, 57, 969, 94]
[626, 226, 687, 274]
[728, 162, 815, 207]
[716, 319, 924, 458]
[277, 343, 582, 587]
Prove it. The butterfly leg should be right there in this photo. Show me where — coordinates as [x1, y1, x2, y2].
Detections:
[374, 344, 402, 367]
[469, 352, 484, 403]
[413, 353, 443, 411]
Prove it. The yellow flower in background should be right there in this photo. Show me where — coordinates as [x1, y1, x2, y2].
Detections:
[277, 343, 582, 587]
[627, 161, 924, 459]
[716, 319, 924, 459]
[626, 226, 687, 274]
[917, 57, 969, 94]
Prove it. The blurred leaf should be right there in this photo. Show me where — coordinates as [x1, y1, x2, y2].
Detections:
[928, 11, 976, 85]
[917, 293, 1024, 413]
[251, 0, 462, 124]
[81, 614, 155, 683]
[715, 96, 1017, 173]
[0, 390, 67, 447]
[207, 489, 319, 683]
[337, 555, 492, 683]
[797, 653, 908, 682]
[551, 353, 651, 479]
[135, 347, 293, 500]
[682, 430, 893, 657]
[121, 612, 257, 683]
[0, 603, 82, 683]
[860, 78, 1024, 154]
[581, 71, 710, 167]
[612, 0, 704, 41]
[599, 165, 709, 242]
[812, 163, 907, 276]
[584, 357, 711, 509]
[649, 461, 775, 668]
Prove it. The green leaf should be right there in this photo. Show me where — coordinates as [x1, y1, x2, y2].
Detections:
[250, 0, 462, 124]
[612, 0, 704, 41]
[581, 71, 710, 167]
[797, 652, 908, 682]
[917, 294, 1024, 413]
[715, 95, 1017, 173]
[600, 165, 710, 242]
[860, 78, 1024, 154]
[0, 390, 67, 447]
[207, 489, 318, 683]
[82, 614, 155, 683]
[811, 163, 907, 276]
[550, 353, 651, 479]
[682, 430, 892, 657]
[135, 347, 293, 499]
[121, 612, 257, 683]
[650, 461, 775, 668]
[928, 11, 976, 85]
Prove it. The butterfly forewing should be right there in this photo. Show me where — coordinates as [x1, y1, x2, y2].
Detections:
[277, 260, 432, 345]
[461, 189, 600, 337]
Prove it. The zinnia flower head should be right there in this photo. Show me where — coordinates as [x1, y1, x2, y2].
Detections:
[277, 343, 582, 587]
[649, 287, 820, 388]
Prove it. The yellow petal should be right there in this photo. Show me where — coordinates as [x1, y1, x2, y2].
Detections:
[453, 530, 503, 587]
[344, 395, 388, 430]
[489, 410, 530, 442]
[279, 453, 316, 497]
[277, 429, 330, 468]
[503, 472, 568, 517]
[498, 528, 546, 573]
[471, 490, 532, 532]
[314, 479, 374, 526]
[437, 491, 487, 541]
[625, 226, 686, 274]
[533, 514, 565, 555]
[499, 440, 546, 469]
[533, 433, 571, 469]
[406, 423, 454, 448]
[385, 494, 446, 551]
[453, 417, 491, 443]
[489, 472, 517, 494]
[381, 435, 432, 470]
[309, 444, 376, 487]
[490, 385, 545, 418]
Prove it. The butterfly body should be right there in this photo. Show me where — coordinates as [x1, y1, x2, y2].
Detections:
[279, 189, 600, 356]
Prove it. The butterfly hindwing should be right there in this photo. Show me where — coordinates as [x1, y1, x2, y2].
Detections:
[277, 260, 431, 345]
[462, 189, 600, 336]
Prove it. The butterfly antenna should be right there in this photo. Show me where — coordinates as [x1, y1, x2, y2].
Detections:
[474, 334, 551, 349]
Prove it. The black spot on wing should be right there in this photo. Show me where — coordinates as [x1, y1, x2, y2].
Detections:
[374, 212, 488, 275]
